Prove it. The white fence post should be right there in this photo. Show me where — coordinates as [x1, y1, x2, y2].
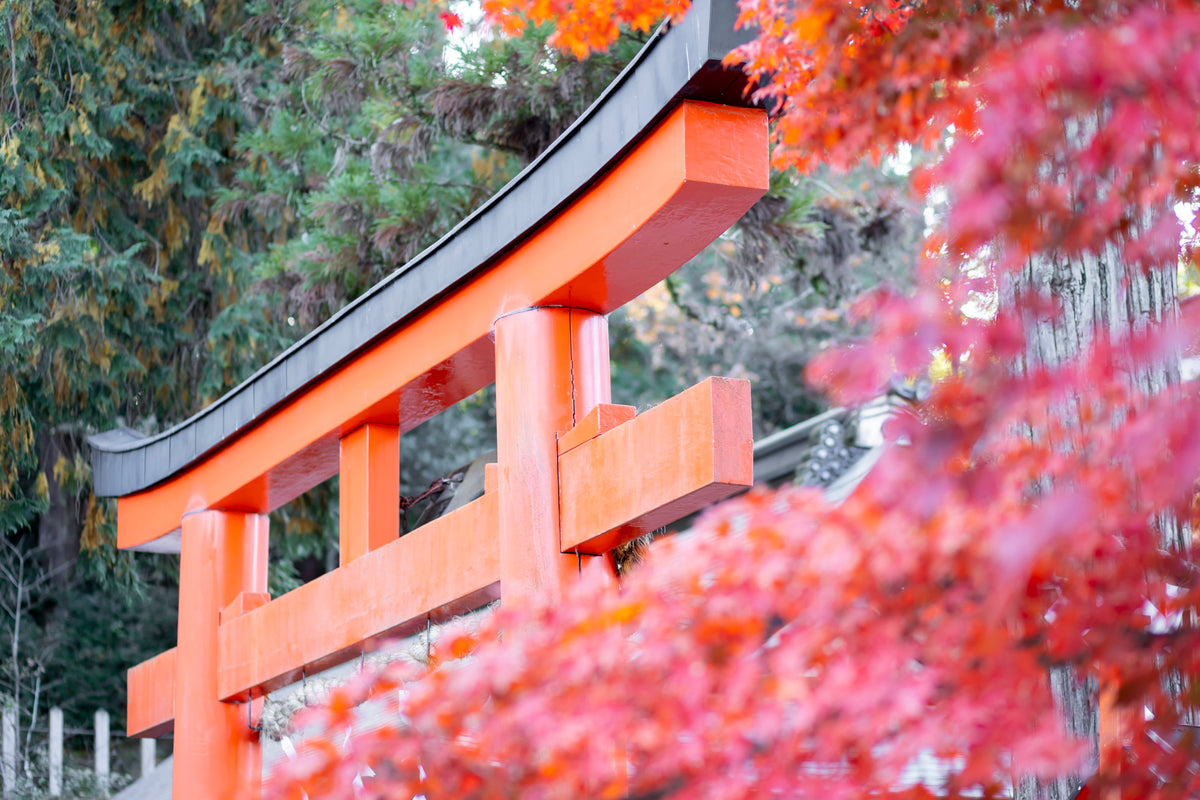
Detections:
[48, 707, 62, 796]
[94, 709, 109, 794]
[2, 705, 15, 795]
[140, 737, 156, 778]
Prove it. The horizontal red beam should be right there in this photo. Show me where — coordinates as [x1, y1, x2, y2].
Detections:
[559, 377, 753, 555]
[127, 647, 176, 737]
[216, 493, 501, 700]
[557, 403, 636, 455]
[117, 101, 767, 550]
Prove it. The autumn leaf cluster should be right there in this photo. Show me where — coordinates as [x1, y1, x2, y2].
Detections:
[268, 0, 1200, 796]
[479, 0, 689, 58]
[271, 318, 1200, 798]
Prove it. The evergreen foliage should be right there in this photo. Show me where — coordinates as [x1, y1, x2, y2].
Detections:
[0, 0, 919, 745]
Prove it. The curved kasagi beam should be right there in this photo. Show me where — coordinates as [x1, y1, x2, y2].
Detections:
[89, 0, 768, 551]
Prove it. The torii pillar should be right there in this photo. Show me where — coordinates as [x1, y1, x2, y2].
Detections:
[174, 511, 267, 798]
[495, 308, 612, 602]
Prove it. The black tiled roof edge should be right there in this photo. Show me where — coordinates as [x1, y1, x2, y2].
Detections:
[752, 407, 850, 487]
[753, 407, 880, 504]
[755, 386, 926, 502]
[88, 0, 758, 498]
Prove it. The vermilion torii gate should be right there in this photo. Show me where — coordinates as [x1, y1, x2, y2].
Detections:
[89, 3, 767, 798]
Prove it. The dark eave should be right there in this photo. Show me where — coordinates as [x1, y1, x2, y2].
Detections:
[88, 0, 758, 498]
[751, 408, 849, 486]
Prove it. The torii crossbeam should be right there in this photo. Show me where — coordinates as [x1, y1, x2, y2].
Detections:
[90, 4, 768, 798]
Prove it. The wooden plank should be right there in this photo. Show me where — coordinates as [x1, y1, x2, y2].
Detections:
[217, 493, 501, 701]
[127, 648, 176, 738]
[558, 377, 753, 555]
[219, 592, 270, 625]
[557, 404, 636, 455]
[339, 423, 400, 564]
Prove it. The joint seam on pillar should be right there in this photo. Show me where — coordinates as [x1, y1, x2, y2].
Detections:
[568, 309, 578, 428]
[492, 304, 598, 326]
[559, 309, 574, 564]
[181, 507, 254, 520]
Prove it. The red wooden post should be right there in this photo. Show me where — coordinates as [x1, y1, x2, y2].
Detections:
[174, 510, 268, 800]
[495, 308, 611, 603]
[339, 423, 400, 565]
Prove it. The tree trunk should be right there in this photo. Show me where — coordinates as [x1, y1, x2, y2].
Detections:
[1014, 243, 1181, 800]
[1024, 246, 1180, 420]
[36, 429, 80, 582]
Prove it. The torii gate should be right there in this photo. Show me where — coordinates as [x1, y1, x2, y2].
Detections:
[89, 3, 768, 797]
